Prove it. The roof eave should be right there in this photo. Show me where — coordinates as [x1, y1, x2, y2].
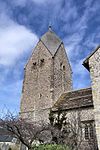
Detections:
[83, 45, 100, 71]
[52, 104, 94, 112]
[82, 59, 90, 71]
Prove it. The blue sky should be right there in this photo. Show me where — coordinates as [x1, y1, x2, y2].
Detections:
[0, 0, 100, 113]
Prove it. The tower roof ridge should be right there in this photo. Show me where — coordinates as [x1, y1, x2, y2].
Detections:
[40, 28, 62, 56]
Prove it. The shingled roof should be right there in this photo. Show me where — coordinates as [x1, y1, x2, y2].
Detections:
[53, 87, 93, 111]
[41, 26, 62, 56]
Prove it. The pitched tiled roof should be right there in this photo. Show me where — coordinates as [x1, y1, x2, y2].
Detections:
[53, 87, 93, 111]
[41, 27, 62, 56]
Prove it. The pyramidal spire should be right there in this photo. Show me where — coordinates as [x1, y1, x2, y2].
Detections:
[41, 26, 62, 56]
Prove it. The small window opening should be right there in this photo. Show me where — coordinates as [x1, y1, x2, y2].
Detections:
[60, 62, 62, 67]
[63, 65, 65, 70]
[32, 62, 37, 69]
[39, 93, 42, 98]
[40, 59, 44, 67]
[33, 62, 36, 66]
[84, 122, 94, 140]
[41, 59, 44, 63]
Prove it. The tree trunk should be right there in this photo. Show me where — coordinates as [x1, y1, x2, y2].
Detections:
[28, 147, 32, 150]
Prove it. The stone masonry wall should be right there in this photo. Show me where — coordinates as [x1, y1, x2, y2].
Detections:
[20, 41, 53, 121]
[53, 107, 96, 150]
[53, 43, 72, 104]
[89, 48, 100, 149]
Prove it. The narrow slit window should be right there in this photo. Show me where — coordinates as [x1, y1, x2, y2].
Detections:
[63, 65, 65, 70]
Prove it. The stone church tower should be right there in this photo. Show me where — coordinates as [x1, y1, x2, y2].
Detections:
[20, 27, 72, 121]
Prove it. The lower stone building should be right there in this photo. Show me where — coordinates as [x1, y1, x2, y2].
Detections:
[83, 46, 100, 150]
[52, 87, 98, 150]
[20, 28, 100, 150]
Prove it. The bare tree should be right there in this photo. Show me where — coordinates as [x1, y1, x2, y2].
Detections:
[0, 112, 49, 150]
[49, 109, 83, 150]
[0, 110, 97, 150]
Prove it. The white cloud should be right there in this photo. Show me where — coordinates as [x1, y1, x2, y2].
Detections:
[65, 32, 84, 60]
[0, 14, 38, 66]
[0, 69, 10, 85]
[0, 13, 39, 112]
[64, 0, 100, 75]
[84, 29, 100, 48]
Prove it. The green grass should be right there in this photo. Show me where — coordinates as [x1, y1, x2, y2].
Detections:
[33, 144, 70, 150]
